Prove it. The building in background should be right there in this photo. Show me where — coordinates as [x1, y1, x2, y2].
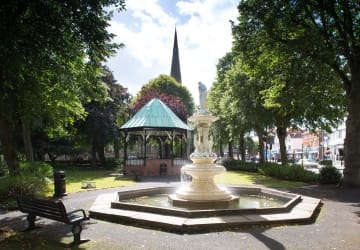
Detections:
[326, 122, 345, 168]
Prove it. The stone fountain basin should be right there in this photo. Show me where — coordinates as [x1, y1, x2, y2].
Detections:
[112, 186, 299, 216]
[89, 185, 321, 233]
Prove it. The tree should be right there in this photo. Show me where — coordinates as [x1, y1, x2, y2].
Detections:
[233, 1, 344, 168]
[133, 74, 195, 121]
[0, 1, 125, 175]
[77, 67, 130, 166]
[208, 53, 237, 158]
[234, 0, 359, 185]
[208, 54, 273, 163]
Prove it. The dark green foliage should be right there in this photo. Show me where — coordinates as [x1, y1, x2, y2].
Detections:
[0, 161, 8, 176]
[0, 161, 53, 199]
[258, 163, 318, 183]
[19, 161, 53, 179]
[0, 0, 126, 176]
[104, 158, 123, 170]
[221, 158, 258, 172]
[221, 159, 318, 183]
[319, 166, 342, 185]
[319, 160, 333, 166]
[0, 176, 50, 198]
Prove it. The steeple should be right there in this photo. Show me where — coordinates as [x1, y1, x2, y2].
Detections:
[170, 27, 182, 84]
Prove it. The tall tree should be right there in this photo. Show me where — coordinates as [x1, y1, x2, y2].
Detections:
[208, 54, 273, 163]
[78, 67, 130, 166]
[234, 0, 358, 184]
[208, 53, 236, 158]
[0, 0, 126, 175]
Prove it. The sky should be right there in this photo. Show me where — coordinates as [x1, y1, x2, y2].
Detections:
[106, 0, 239, 104]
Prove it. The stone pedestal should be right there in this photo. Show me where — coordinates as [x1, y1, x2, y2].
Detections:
[169, 112, 239, 209]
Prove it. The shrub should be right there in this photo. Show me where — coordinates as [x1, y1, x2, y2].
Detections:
[0, 175, 51, 198]
[319, 166, 342, 184]
[104, 158, 123, 170]
[20, 161, 53, 178]
[221, 158, 258, 172]
[0, 161, 53, 199]
[319, 160, 333, 166]
[0, 161, 8, 176]
[258, 162, 318, 183]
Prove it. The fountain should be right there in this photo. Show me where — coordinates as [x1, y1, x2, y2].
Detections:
[89, 83, 321, 233]
[169, 82, 239, 209]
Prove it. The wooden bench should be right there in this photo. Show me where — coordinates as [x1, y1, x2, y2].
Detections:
[16, 195, 90, 245]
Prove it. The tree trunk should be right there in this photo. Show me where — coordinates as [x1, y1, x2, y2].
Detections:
[239, 132, 246, 162]
[97, 143, 106, 165]
[114, 138, 120, 160]
[0, 118, 20, 176]
[21, 117, 34, 161]
[256, 127, 265, 163]
[344, 73, 360, 185]
[276, 126, 288, 165]
[228, 141, 233, 158]
[91, 136, 97, 167]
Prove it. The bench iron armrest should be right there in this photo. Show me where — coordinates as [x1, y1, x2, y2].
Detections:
[67, 209, 89, 221]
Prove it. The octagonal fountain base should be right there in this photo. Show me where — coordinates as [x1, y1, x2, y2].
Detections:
[89, 185, 321, 233]
[168, 194, 240, 209]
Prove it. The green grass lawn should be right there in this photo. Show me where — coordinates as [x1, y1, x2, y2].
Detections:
[216, 171, 308, 189]
[48, 168, 136, 194]
[50, 168, 308, 194]
[0, 168, 308, 198]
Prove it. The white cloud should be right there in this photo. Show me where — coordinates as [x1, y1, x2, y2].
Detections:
[106, 0, 238, 103]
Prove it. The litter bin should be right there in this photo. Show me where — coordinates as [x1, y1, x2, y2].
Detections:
[54, 170, 67, 197]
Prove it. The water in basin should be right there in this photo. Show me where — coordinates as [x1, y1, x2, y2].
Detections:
[121, 193, 288, 210]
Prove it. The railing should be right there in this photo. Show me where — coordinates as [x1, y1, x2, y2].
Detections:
[173, 158, 191, 166]
[125, 158, 190, 167]
[126, 159, 145, 166]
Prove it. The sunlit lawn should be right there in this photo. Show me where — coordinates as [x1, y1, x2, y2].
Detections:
[48, 168, 136, 194]
[51, 168, 308, 195]
[216, 170, 308, 189]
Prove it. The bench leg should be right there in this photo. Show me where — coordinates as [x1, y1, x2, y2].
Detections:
[25, 214, 37, 231]
[71, 223, 89, 245]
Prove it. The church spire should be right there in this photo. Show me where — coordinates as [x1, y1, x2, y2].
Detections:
[170, 27, 182, 84]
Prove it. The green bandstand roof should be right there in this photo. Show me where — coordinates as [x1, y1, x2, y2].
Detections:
[120, 98, 191, 131]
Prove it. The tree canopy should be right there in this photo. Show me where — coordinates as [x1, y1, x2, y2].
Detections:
[232, 0, 359, 185]
[0, 0, 126, 175]
[132, 74, 195, 121]
[209, 1, 350, 166]
[76, 67, 130, 166]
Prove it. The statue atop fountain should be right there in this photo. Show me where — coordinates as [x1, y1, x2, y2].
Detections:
[198, 82, 208, 114]
[169, 82, 239, 209]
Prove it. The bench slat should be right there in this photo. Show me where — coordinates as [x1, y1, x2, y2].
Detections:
[16, 195, 90, 245]
[17, 196, 69, 223]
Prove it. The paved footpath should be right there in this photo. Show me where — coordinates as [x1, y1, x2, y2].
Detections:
[1, 180, 360, 250]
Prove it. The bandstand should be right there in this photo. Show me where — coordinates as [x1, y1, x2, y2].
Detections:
[120, 98, 192, 177]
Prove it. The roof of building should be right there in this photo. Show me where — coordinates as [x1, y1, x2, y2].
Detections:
[120, 98, 191, 131]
